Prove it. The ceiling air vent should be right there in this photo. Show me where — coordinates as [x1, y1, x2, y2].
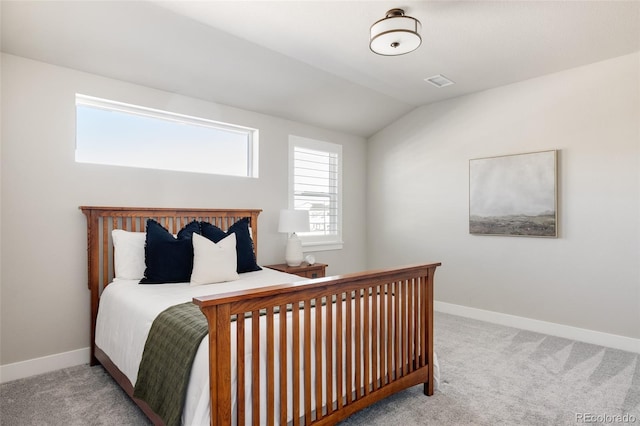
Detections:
[425, 74, 455, 88]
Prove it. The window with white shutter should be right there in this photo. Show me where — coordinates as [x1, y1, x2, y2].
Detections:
[288, 135, 343, 251]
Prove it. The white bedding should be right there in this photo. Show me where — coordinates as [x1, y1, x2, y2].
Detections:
[95, 267, 304, 426]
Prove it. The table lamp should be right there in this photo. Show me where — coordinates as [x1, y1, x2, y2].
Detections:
[278, 209, 310, 266]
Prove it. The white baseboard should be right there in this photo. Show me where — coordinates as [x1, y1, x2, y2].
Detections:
[0, 347, 90, 384]
[435, 301, 640, 354]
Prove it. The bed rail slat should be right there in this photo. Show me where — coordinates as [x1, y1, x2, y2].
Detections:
[237, 314, 246, 426]
[325, 297, 333, 415]
[396, 282, 402, 378]
[279, 303, 288, 426]
[378, 284, 386, 387]
[251, 310, 260, 426]
[303, 299, 312, 425]
[345, 290, 353, 406]
[102, 218, 109, 287]
[266, 306, 275, 426]
[292, 303, 301, 426]
[335, 292, 344, 411]
[409, 280, 418, 373]
[402, 280, 408, 377]
[363, 286, 370, 396]
[371, 285, 379, 391]
[314, 297, 322, 420]
[388, 283, 393, 385]
[354, 290, 362, 400]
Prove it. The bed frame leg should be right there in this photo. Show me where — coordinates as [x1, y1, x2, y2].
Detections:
[424, 381, 433, 396]
[89, 345, 99, 366]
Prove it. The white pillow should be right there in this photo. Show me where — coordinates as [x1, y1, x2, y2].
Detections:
[112, 229, 146, 280]
[190, 233, 239, 286]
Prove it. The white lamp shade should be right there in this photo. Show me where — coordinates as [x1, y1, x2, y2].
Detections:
[278, 209, 310, 234]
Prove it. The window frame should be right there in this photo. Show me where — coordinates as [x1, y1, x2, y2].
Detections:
[75, 94, 259, 177]
[288, 135, 343, 252]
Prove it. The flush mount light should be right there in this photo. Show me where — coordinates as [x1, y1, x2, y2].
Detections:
[370, 8, 422, 56]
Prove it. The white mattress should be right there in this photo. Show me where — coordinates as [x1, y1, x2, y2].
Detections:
[95, 267, 304, 426]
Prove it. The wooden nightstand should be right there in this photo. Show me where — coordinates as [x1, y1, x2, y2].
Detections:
[265, 262, 328, 279]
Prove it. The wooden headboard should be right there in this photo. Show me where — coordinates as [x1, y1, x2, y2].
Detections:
[80, 206, 262, 363]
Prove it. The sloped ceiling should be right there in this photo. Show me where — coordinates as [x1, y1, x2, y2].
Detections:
[2, 1, 639, 137]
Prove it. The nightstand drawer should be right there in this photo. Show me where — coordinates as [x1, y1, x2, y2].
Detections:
[264, 263, 327, 279]
[298, 268, 324, 279]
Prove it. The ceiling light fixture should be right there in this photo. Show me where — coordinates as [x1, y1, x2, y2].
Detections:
[370, 8, 422, 56]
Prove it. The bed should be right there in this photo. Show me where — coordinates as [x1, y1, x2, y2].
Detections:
[81, 206, 440, 426]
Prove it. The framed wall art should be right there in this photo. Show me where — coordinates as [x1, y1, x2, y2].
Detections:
[469, 150, 557, 237]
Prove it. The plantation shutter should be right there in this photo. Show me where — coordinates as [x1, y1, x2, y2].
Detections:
[293, 146, 339, 238]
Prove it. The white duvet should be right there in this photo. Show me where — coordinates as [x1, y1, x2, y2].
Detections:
[95, 267, 304, 425]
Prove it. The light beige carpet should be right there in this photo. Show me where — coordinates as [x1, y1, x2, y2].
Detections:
[2, 312, 638, 425]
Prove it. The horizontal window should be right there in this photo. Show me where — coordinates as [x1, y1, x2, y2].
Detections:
[75, 94, 258, 177]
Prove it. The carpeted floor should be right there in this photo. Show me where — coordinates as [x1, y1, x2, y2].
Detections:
[2, 312, 639, 425]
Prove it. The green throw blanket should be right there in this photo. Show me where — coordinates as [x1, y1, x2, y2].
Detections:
[133, 302, 208, 426]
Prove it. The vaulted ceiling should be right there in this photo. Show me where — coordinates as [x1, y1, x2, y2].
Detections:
[2, 1, 639, 137]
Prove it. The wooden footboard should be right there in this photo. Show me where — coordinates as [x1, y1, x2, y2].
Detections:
[194, 262, 439, 426]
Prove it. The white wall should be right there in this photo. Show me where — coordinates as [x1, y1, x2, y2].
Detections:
[2, 50, 638, 377]
[0, 54, 367, 367]
[367, 53, 640, 341]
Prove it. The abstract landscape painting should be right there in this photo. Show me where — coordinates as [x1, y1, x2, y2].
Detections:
[469, 150, 557, 237]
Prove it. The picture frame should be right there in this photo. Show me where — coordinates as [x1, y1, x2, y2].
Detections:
[469, 150, 557, 237]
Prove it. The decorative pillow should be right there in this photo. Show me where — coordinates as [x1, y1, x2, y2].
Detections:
[200, 218, 262, 273]
[139, 219, 200, 284]
[112, 229, 146, 280]
[190, 233, 239, 286]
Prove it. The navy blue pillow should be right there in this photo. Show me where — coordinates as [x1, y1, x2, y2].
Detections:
[139, 220, 200, 284]
[200, 218, 261, 273]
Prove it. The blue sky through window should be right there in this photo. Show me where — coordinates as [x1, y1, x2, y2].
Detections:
[75, 97, 257, 177]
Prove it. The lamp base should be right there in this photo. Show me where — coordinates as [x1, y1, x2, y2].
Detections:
[285, 233, 304, 267]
